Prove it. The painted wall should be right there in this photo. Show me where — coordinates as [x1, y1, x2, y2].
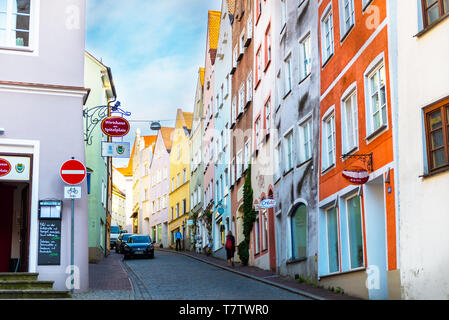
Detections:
[149, 129, 171, 248]
[213, 1, 233, 260]
[273, 0, 320, 280]
[395, 2, 449, 300]
[0, 0, 88, 292]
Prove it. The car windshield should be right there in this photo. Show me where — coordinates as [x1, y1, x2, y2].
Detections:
[123, 234, 133, 241]
[111, 226, 120, 233]
[130, 236, 151, 244]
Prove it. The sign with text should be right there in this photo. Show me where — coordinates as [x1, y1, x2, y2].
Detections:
[260, 199, 276, 209]
[38, 219, 61, 266]
[0, 156, 31, 181]
[101, 142, 131, 158]
[342, 166, 370, 185]
[101, 116, 130, 137]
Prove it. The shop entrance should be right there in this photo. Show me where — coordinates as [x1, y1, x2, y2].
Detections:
[0, 182, 31, 273]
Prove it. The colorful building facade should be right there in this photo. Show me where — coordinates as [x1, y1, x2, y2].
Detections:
[168, 109, 193, 248]
[317, 0, 399, 299]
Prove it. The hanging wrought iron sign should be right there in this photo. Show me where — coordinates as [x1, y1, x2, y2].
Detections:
[101, 116, 130, 137]
[342, 165, 370, 185]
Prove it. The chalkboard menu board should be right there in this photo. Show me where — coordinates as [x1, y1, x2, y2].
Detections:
[38, 220, 61, 265]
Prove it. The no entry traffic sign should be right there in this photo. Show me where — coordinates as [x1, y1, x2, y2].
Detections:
[60, 159, 86, 185]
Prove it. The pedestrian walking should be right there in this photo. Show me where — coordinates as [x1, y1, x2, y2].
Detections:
[175, 230, 183, 251]
[225, 231, 236, 267]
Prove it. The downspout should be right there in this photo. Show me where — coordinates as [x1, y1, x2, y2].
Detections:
[105, 67, 117, 257]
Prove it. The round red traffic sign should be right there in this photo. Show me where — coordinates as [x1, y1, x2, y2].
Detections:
[60, 160, 86, 185]
[0, 158, 11, 177]
[101, 116, 130, 137]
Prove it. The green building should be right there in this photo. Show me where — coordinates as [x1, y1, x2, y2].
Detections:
[84, 51, 117, 263]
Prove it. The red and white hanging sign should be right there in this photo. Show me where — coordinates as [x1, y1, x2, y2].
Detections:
[101, 116, 130, 137]
[0, 158, 12, 177]
[342, 166, 370, 185]
[60, 159, 86, 185]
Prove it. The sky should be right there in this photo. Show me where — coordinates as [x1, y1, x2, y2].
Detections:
[86, 0, 221, 167]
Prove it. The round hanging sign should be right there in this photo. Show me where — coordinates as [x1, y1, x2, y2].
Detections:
[0, 158, 12, 177]
[101, 116, 130, 137]
[342, 166, 370, 185]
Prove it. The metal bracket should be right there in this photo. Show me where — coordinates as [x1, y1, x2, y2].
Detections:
[341, 152, 373, 172]
[83, 101, 131, 146]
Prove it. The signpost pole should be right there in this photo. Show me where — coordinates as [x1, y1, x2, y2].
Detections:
[71, 198, 75, 294]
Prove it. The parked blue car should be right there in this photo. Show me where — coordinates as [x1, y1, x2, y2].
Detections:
[123, 235, 154, 260]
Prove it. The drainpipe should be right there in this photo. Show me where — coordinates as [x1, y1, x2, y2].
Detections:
[105, 67, 117, 257]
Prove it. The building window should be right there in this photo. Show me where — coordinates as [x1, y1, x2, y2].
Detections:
[0, 0, 32, 49]
[339, 0, 355, 37]
[183, 168, 187, 184]
[424, 100, 449, 171]
[231, 157, 236, 185]
[254, 216, 260, 254]
[366, 63, 387, 135]
[256, 47, 262, 84]
[298, 117, 313, 164]
[342, 89, 358, 153]
[321, 6, 334, 65]
[422, 0, 449, 27]
[87, 172, 92, 195]
[177, 173, 180, 188]
[299, 34, 312, 81]
[176, 203, 180, 218]
[326, 206, 340, 273]
[264, 25, 271, 68]
[238, 83, 245, 115]
[281, 0, 287, 29]
[274, 143, 281, 181]
[236, 149, 243, 180]
[183, 198, 187, 214]
[255, 117, 262, 150]
[262, 210, 268, 251]
[283, 54, 292, 96]
[244, 140, 250, 171]
[171, 207, 174, 220]
[284, 130, 293, 173]
[291, 205, 307, 260]
[232, 96, 237, 124]
[322, 112, 336, 171]
[246, 71, 253, 104]
[265, 99, 271, 135]
[346, 195, 364, 269]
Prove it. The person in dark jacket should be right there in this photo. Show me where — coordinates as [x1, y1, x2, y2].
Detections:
[225, 231, 236, 267]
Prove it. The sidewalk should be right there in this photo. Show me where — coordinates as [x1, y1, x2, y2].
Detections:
[157, 248, 361, 300]
[72, 252, 135, 300]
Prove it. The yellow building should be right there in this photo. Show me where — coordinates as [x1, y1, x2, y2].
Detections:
[168, 109, 194, 248]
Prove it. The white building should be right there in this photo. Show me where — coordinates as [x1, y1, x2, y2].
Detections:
[393, 1, 449, 299]
[0, 0, 89, 292]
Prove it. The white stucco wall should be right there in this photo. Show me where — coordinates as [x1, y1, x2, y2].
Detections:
[396, 5, 449, 299]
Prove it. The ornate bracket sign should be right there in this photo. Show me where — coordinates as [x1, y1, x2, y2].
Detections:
[101, 116, 130, 137]
[342, 165, 370, 185]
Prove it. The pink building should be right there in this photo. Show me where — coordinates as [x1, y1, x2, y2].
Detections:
[149, 128, 174, 248]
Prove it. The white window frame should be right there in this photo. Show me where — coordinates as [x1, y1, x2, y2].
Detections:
[364, 55, 388, 138]
[238, 83, 245, 115]
[0, 0, 38, 52]
[321, 4, 334, 65]
[284, 129, 294, 173]
[298, 114, 313, 165]
[246, 71, 253, 104]
[299, 32, 312, 82]
[322, 109, 336, 172]
[339, 0, 355, 39]
[341, 83, 359, 154]
[283, 53, 292, 96]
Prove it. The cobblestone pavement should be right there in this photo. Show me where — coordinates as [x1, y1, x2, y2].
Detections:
[123, 250, 310, 300]
[72, 251, 135, 300]
[163, 249, 360, 300]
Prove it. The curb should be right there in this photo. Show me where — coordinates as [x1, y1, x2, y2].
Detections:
[156, 248, 325, 301]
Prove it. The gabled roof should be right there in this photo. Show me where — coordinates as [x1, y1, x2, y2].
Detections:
[183, 112, 194, 131]
[117, 134, 157, 176]
[160, 127, 175, 153]
[208, 11, 221, 51]
[199, 67, 205, 87]
[226, 0, 235, 15]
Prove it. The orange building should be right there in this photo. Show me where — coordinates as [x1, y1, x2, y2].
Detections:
[317, 0, 399, 300]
